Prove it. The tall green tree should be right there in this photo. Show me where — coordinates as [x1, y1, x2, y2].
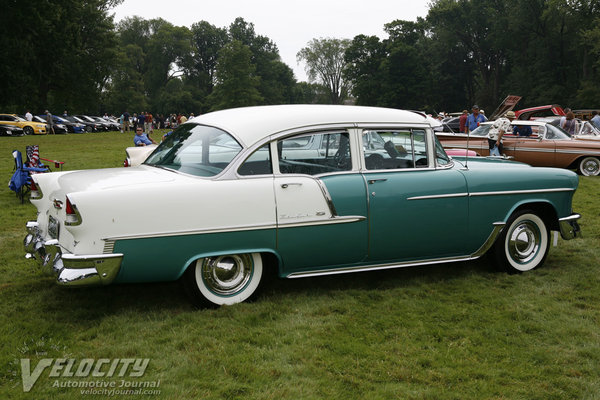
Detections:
[185, 21, 229, 101]
[228, 18, 296, 104]
[207, 40, 263, 111]
[297, 38, 352, 104]
[427, 0, 510, 109]
[0, 0, 120, 113]
[344, 35, 387, 106]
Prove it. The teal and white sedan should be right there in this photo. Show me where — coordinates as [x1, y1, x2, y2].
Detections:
[24, 105, 581, 306]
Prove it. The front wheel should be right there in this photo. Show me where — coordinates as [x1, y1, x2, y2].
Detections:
[578, 156, 600, 176]
[184, 253, 263, 307]
[23, 126, 34, 135]
[492, 211, 549, 273]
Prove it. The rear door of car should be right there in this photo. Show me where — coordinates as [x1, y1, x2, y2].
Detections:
[360, 128, 469, 263]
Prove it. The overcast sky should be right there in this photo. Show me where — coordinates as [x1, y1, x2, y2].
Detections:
[111, 0, 430, 82]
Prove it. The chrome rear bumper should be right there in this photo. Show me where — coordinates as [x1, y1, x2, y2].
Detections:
[24, 221, 122, 286]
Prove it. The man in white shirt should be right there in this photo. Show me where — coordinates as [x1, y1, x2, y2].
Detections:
[488, 111, 515, 156]
[25, 110, 33, 121]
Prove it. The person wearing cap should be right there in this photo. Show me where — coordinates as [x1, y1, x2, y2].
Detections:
[487, 111, 515, 156]
[466, 105, 487, 133]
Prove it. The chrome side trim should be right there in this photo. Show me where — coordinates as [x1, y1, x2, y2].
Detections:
[105, 214, 367, 241]
[408, 188, 575, 200]
[470, 222, 505, 258]
[315, 179, 338, 216]
[286, 222, 505, 279]
[103, 240, 116, 254]
[470, 188, 575, 197]
[104, 223, 278, 241]
[407, 192, 469, 201]
[278, 215, 366, 229]
[516, 147, 600, 156]
[286, 256, 474, 278]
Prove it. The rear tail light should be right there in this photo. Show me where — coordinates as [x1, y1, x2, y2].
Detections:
[30, 179, 43, 199]
[65, 196, 82, 226]
[123, 158, 130, 167]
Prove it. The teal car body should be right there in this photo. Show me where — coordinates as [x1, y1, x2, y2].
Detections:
[24, 105, 581, 306]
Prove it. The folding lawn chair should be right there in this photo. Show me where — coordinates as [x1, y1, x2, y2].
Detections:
[9, 150, 49, 203]
[26, 145, 65, 171]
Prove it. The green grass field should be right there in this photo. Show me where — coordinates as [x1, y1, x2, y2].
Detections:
[1, 131, 599, 399]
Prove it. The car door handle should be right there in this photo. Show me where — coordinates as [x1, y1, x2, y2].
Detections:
[281, 183, 303, 188]
[368, 179, 387, 184]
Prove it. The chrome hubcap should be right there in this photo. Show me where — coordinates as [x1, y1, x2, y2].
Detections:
[508, 221, 540, 264]
[583, 159, 600, 175]
[201, 254, 252, 295]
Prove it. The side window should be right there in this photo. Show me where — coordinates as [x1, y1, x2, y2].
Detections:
[434, 135, 451, 166]
[412, 130, 428, 167]
[238, 144, 272, 176]
[278, 131, 351, 175]
[363, 129, 429, 170]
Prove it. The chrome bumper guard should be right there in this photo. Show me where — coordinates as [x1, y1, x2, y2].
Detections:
[558, 213, 581, 240]
[24, 221, 122, 286]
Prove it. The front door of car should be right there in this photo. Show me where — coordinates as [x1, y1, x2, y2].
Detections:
[273, 131, 368, 273]
[361, 129, 469, 263]
[512, 126, 556, 166]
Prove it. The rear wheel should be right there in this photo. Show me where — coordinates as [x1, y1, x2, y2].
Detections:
[492, 210, 549, 273]
[578, 156, 600, 176]
[184, 253, 263, 307]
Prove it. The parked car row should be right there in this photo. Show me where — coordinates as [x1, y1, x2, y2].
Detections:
[0, 113, 122, 136]
[0, 114, 46, 135]
[437, 119, 600, 176]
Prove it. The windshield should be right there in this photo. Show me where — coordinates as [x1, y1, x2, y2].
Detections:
[469, 124, 491, 137]
[580, 121, 600, 136]
[144, 124, 242, 177]
[545, 124, 571, 140]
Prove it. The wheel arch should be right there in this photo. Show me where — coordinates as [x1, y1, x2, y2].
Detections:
[569, 155, 600, 176]
[504, 201, 559, 231]
[568, 154, 597, 168]
[177, 248, 283, 280]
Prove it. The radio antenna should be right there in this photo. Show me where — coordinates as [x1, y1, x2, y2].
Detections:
[464, 129, 470, 170]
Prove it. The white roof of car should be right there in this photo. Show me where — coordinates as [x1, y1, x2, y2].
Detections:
[187, 105, 430, 147]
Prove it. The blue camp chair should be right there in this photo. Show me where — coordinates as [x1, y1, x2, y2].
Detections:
[9, 150, 49, 203]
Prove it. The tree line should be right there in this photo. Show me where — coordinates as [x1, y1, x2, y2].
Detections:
[2, 0, 599, 116]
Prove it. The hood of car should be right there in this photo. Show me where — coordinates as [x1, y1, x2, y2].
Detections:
[451, 156, 528, 169]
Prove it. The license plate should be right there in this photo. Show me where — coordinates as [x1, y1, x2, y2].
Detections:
[48, 215, 60, 239]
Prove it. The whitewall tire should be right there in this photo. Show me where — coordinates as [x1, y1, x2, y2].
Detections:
[578, 156, 600, 176]
[185, 253, 263, 307]
[493, 211, 549, 273]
